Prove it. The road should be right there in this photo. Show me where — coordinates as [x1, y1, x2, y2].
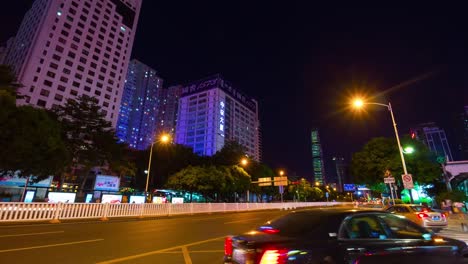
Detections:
[0, 209, 291, 264]
[2, 208, 468, 264]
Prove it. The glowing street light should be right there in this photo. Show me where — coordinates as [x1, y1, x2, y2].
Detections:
[350, 97, 414, 203]
[403, 146, 415, 154]
[279, 170, 285, 176]
[145, 133, 171, 202]
[240, 158, 248, 166]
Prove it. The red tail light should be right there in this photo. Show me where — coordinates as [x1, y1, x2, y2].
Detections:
[260, 249, 288, 264]
[441, 213, 446, 219]
[224, 236, 233, 256]
[262, 228, 280, 234]
[418, 213, 429, 219]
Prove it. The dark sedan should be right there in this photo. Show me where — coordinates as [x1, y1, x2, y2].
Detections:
[224, 208, 468, 264]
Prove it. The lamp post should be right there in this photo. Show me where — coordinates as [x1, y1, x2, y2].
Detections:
[240, 157, 249, 202]
[145, 134, 170, 203]
[352, 99, 414, 203]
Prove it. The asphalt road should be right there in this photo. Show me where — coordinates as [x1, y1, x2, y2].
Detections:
[0, 209, 292, 264]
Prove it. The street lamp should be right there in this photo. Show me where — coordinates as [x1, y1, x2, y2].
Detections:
[240, 158, 248, 166]
[352, 98, 414, 203]
[145, 133, 171, 202]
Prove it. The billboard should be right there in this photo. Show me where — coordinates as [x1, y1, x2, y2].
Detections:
[152, 196, 167, 204]
[343, 184, 356, 192]
[129, 195, 145, 204]
[101, 194, 122, 204]
[48, 192, 77, 203]
[0, 173, 52, 187]
[172, 197, 184, 204]
[24, 191, 35, 203]
[94, 175, 120, 191]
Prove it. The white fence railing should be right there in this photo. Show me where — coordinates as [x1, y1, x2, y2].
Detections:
[0, 202, 348, 222]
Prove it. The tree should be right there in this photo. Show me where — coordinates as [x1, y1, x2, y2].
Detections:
[0, 65, 68, 181]
[211, 140, 246, 166]
[53, 95, 117, 191]
[288, 179, 323, 201]
[350, 137, 441, 188]
[245, 161, 278, 202]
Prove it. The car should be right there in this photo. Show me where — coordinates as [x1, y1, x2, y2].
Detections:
[384, 204, 448, 232]
[224, 208, 468, 264]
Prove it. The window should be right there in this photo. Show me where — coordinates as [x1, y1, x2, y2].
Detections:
[65, 60, 73, 67]
[55, 45, 64, 53]
[377, 214, 428, 240]
[72, 81, 80, 88]
[57, 85, 66, 92]
[68, 51, 76, 59]
[341, 215, 387, 239]
[46, 71, 56, 78]
[60, 76, 68, 83]
[60, 30, 69, 37]
[70, 90, 78, 96]
[37, 99, 46, 107]
[43, 80, 53, 87]
[54, 94, 63, 102]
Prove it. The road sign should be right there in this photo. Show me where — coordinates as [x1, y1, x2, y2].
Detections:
[279, 185, 284, 194]
[274, 176, 288, 186]
[402, 174, 414, 189]
[258, 177, 272, 186]
[325, 192, 329, 198]
[384, 177, 395, 184]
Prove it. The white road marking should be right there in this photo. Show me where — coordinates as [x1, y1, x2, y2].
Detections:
[0, 231, 64, 238]
[0, 238, 104, 253]
[96, 236, 225, 264]
[182, 246, 193, 264]
[224, 218, 260, 224]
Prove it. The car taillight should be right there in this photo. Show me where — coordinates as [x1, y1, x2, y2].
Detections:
[224, 236, 233, 256]
[259, 249, 288, 264]
[418, 213, 429, 219]
[259, 226, 280, 234]
[441, 213, 446, 219]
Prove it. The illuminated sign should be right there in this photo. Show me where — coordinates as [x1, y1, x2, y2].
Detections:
[94, 175, 120, 191]
[172, 197, 184, 204]
[48, 192, 76, 203]
[219, 101, 225, 137]
[0, 173, 52, 187]
[24, 191, 35, 203]
[152, 196, 167, 204]
[129, 195, 145, 204]
[343, 184, 356, 192]
[101, 194, 122, 204]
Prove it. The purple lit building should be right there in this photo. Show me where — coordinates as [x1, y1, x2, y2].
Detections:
[175, 75, 261, 161]
[116, 59, 163, 150]
[4, 0, 142, 127]
[155, 85, 182, 137]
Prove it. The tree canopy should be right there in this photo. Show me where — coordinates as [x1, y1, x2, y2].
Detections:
[350, 136, 442, 187]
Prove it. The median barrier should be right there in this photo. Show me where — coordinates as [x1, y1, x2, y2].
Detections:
[0, 201, 351, 223]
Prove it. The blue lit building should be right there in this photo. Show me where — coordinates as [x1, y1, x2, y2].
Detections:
[175, 75, 261, 160]
[311, 128, 326, 185]
[116, 59, 163, 150]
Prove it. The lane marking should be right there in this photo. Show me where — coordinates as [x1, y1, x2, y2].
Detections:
[187, 250, 224, 253]
[224, 218, 260, 224]
[97, 236, 225, 264]
[182, 246, 193, 264]
[0, 231, 64, 238]
[0, 238, 104, 253]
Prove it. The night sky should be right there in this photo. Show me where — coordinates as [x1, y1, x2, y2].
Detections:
[1, 2, 467, 180]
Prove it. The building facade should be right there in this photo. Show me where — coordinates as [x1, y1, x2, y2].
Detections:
[116, 59, 163, 150]
[311, 128, 326, 185]
[155, 85, 182, 137]
[175, 75, 261, 161]
[4, 0, 142, 127]
[410, 122, 454, 161]
[331, 156, 349, 192]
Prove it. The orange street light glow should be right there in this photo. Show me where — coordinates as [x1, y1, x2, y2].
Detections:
[352, 98, 364, 108]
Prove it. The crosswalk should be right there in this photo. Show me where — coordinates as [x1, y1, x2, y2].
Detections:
[438, 220, 468, 243]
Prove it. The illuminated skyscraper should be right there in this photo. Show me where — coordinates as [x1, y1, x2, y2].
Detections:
[155, 85, 182, 137]
[311, 128, 326, 185]
[4, 0, 142, 127]
[175, 75, 261, 160]
[116, 59, 163, 150]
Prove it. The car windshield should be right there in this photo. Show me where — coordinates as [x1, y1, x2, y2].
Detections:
[410, 206, 432, 212]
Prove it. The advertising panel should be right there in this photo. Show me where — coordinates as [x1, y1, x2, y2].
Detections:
[101, 194, 122, 204]
[85, 194, 93, 203]
[129, 195, 145, 204]
[0, 173, 53, 187]
[24, 191, 35, 203]
[172, 197, 184, 204]
[94, 175, 120, 191]
[48, 192, 76, 203]
[152, 197, 167, 204]
[343, 184, 356, 192]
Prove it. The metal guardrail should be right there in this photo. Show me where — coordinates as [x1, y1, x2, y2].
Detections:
[0, 202, 349, 222]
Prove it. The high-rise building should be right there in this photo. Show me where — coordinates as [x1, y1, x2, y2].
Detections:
[0, 38, 15, 65]
[410, 122, 454, 161]
[4, 0, 142, 127]
[331, 156, 348, 192]
[155, 85, 182, 137]
[311, 128, 326, 185]
[175, 74, 261, 161]
[116, 59, 163, 150]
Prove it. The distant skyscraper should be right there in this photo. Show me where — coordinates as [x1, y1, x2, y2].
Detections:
[311, 128, 326, 185]
[410, 122, 454, 161]
[155, 85, 182, 137]
[4, 0, 142, 127]
[175, 74, 261, 161]
[116, 59, 163, 150]
[331, 156, 348, 192]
